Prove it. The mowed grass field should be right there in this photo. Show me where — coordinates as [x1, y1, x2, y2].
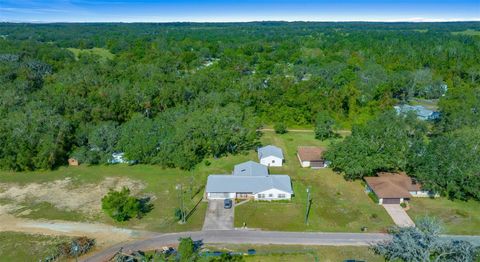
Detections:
[0, 232, 70, 261]
[408, 198, 480, 235]
[205, 244, 382, 262]
[235, 131, 394, 232]
[0, 154, 255, 232]
[0, 130, 479, 234]
[452, 29, 480, 36]
[237, 131, 480, 234]
[67, 47, 115, 61]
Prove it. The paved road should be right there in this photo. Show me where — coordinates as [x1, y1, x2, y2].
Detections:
[383, 204, 415, 227]
[82, 230, 391, 262]
[202, 200, 234, 230]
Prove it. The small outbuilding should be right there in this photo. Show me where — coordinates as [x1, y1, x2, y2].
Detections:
[257, 145, 284, 167]
[297, 146, 326, 168]
[68, 158, 79, 166]
[364, 172, 435, 205]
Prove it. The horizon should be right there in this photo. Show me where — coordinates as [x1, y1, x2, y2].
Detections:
[2, 20, 480, 24]
[1, 0, 479, 23]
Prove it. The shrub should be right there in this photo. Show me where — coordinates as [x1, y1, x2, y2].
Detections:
[174, 207, 184, 221]
[314, 112, 336, 140]
[368, 192, 379, 204]
[56, 237, 95, 258]
[274, 122, 288, 134]
[400, 202, 407, 208]
[178, 237, 196, 262]
[101, 187, 149, 222]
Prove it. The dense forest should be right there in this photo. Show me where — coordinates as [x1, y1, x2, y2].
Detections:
[0, 22, 479, 200]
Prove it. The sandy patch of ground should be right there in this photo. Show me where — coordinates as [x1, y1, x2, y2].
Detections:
[0, 203, 24, 214]
[0, 214, 150, 247]
[0, 177, 146, 216]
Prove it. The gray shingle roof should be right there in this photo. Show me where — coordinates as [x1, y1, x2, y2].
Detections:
[233, 161, 269, 176]
[258, 145, 284, 160]
[206, 174, 293, 194]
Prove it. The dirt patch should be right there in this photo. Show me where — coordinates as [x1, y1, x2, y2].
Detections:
[0, 177, 146, 216]
[0, 203, 24, 214]
[0, 214, 149, 247]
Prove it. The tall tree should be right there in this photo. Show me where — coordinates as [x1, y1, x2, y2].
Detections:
[415, 127, 480, 201]
[325, 111, 427, 179]
[178, 237, 196, 262]
[314, 112, 336, 141]
[372, 217, 478, 262]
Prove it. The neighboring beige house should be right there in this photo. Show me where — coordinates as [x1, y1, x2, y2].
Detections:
[364, 172, 435, 205]
[297, 146, 327, 168]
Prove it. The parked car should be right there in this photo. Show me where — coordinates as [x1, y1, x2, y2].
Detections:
[224, 199, 233, 209]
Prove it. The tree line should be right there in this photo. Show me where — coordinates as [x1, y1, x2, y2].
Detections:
[0, 22, 478, 200]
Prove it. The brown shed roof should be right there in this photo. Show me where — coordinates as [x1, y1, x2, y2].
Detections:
[297, 146, 324, 162]
[364, 172, 422, 199]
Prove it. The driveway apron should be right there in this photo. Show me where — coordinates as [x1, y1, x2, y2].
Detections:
[202, 200, 234, 230]
[382, 204, 415, 227]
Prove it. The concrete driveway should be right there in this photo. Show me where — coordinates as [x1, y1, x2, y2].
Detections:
[383, 204, 415, 227]
[202, 200, 234, 230]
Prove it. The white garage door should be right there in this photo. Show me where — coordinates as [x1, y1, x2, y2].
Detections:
[209, 193, 231, 199]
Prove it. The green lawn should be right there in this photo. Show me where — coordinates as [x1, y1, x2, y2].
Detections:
[67, 47, 115, 61]
[407, 197, 480, 235]
[0, 232, 70, 261]
[235, 131, 394, 232]
[1, 131, 479, 235]
[0, 156, 251, 232]
[452, 29, 480, 36]
[204, 244, 382, 262]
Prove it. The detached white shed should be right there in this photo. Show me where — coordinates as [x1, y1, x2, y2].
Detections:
[258, 145, 284, 167]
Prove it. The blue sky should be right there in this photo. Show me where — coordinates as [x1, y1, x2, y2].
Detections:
[1, 0, 479, 22]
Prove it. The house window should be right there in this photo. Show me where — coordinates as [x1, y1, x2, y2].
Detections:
[278, 194, 286, 199]
[258, 194, 265, 199]
[272, 160, 275, 163]
[268, 194, 273, 198]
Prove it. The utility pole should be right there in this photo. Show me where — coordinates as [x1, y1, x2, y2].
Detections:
[305, 187, 311, 225]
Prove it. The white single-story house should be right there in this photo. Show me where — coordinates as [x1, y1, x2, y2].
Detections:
[297, 146, 327, 168]
[257, 145, 284, 167]
[205, 175, 293, 200]
[364, 172, 436, 205]
[233, 161, 269, 176]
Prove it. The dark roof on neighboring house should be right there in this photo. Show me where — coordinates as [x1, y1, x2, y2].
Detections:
[258, 145, 284, 160]
[297, 146, 325, 162]
[364, 172, 422, 199]
[233, 161, 269, 176]
[206, 175, 293, 194]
